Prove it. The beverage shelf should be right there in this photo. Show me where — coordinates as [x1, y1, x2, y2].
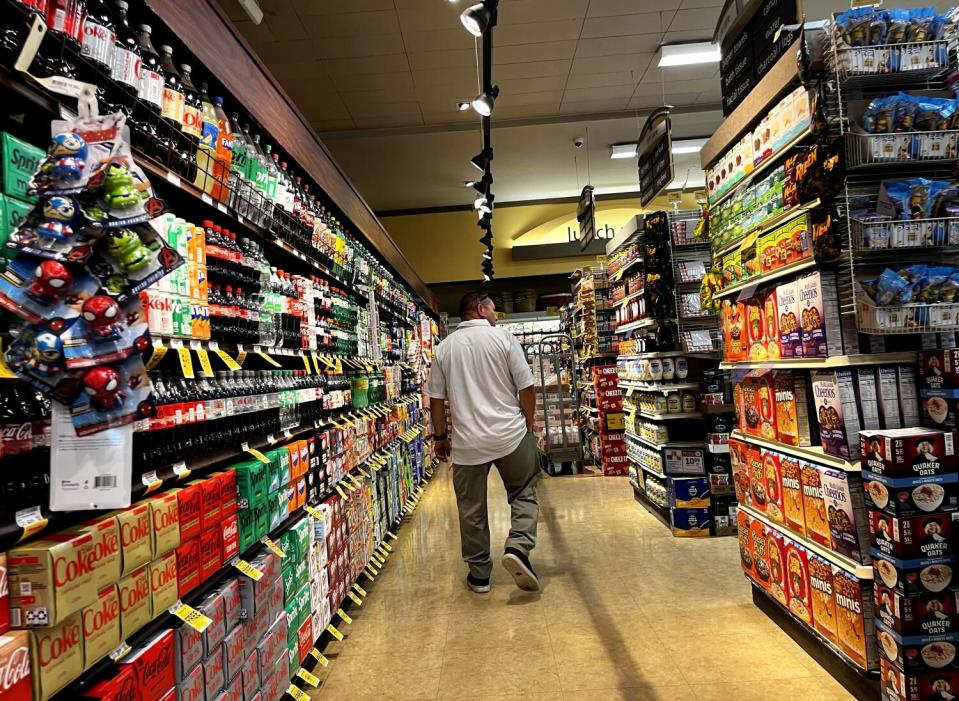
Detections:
[719, 352, 918, 370]
[740, 504, 873, 579]
[636, 410, 703, 421]
[730, 430, 861, 472]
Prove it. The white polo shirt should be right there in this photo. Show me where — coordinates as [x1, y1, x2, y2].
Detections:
[425, 319, 535, 466]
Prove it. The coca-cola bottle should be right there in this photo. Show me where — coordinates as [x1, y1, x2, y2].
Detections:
[80, 0, 113, 73]
[41, 0, 86, 79]
[135, 23, 164, 155]
[109, 0, 140, 114]
[179, 63, 202, 180]
[158, 44, 191, 178]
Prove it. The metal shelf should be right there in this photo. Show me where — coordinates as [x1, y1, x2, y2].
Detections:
[618, 351, 719, 360]
[716, 257, 818, 300]
[730, 431, 861, 472]
[719, 352, 918, 370]
[626, 432, 704, 451]
[612, 288, 645, 308]
[614, 318, 658, 335]
[619, 381, 700, 392]
[637, 410, 702, 421]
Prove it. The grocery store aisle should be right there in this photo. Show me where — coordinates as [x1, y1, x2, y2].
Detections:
[311, 466, 854, 700]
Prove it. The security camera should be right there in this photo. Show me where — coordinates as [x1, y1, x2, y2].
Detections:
[573, 136, 584, 148]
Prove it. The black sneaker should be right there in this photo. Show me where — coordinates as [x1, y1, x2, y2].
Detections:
[467, 572, 491, 593]
[502, 547, 540, 592]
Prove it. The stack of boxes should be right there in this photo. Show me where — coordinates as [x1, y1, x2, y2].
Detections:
[867, 351, 959, 700]
[589, 365, 628, 476]
[277, 518, 314, 672]
[147, 215, 209, 340]
[669, 476, 713, 537]
[319, 494, 351, 622]
[0, 133, 44, 264]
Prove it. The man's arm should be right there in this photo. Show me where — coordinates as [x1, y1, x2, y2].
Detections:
[519, 385, 535, 432]
[429, 397, 451, 462]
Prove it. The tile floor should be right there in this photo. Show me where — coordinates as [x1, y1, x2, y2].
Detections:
[309, 465, 855, 700]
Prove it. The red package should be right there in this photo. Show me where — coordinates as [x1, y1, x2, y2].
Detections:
[118, 630, 174, 701]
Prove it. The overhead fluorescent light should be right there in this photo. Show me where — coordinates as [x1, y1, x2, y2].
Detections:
[609, 143, 638, 160]
[238, 0, 264, 24]
[671, 138, 708, 154]
[657, 42, 720, 67]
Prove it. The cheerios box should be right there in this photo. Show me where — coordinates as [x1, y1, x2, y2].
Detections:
[861, 428, 957, 479]
[864, 470, 959, 518]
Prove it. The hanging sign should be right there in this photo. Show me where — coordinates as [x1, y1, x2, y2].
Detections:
[638, 107, 673, 207]
[577, 185, 597, 251]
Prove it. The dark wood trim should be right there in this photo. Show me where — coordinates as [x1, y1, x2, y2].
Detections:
[377, 190, 643, 218]
[146, 0, 436, 312]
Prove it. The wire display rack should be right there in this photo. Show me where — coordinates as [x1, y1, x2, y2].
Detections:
[667, 209, 721, 352]
[526, 334, 582, 474]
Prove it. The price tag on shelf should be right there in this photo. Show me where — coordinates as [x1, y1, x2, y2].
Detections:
[212, 347, 241, 371]
[242, 442, 271, 464]
[108, 641, 132, 661]
[348, 591, 363, 606]
[304, 505, 324, 520]
[235, 344, 247, 367]
[365, 564, 379, 577]
[302, 355, 312, 374]
[334, 358, 343, 374]
[172, 461, 191, 480]
[15, 506, 48, 542]
[381, 542, 393, 552]
[311, 353, 322, 374]
[262, 537, 286, 559]
[142, 471, 163, 494]
[201, 193, 213, 206]
[165, 171, 181, 187]
[232, 558, 264, 581]
[258, 350, 282, 367]
[144, 342, 168, 371]
[296, 667, 320, 688]
[358, 467, 370, 479]
[170, 339, 195, 379]
[352, 583, 367, 597]
[286, 685, 310, 701]
[170, 601, 213, 632]
[216, 202, 228, 214]
[191, 341, 214, 375]
[326, 623, 344, 641]
[336, 608, 352, 625]
[370, 555, 385, 568]
[348, 474, 362, 488]
[309, 648, 329, 666]
[335, 484, 349, 499]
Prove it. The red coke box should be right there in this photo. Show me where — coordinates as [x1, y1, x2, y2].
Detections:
[175, 538, 201, 599]
[212, 471, 237, 518]
[80, 664, 137, 701]
[169, 485, 202, 544]
[199, 529, 222, 584]
[0, 553, 8, 636]
[0, 631, 30, 701]
[296, 617, 313, 663]
[202, 643, 224, 700]
[174, 624, 203, 682]
[175, 663, 203, 701]
[29, 612, 82, 701]
[158, 687, 175, 701]
[117, 629, 175, 701]
[198, 590, 226, 656]
[197, 477, 223, 531]
[222, 624, 245, 682]
[220, 515, 239, 564]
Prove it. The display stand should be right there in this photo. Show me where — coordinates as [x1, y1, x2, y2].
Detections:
[527, 334, 582, 475]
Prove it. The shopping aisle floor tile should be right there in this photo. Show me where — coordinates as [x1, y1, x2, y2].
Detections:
[308, 465, 856, 700]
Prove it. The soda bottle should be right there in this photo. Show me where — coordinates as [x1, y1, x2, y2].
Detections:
[43, 0, 85, 79]
[263, 144, 279, 204]
[110, 0, 139, 108]
[178, 63, 202, 181]
[158, 45, 192, 177]
[195, 82, 218, 195]
[80, 0, 114, 74]
[135, 24, 163, 113]
[227, 113, 251, 214]
[211, 96, 234, 203]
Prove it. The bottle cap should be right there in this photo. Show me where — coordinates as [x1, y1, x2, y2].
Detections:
[214, 96, 224, 105]
[138, 24, 151, 32]
[115, 1, 128, 9]
[202, 220, 213, 228]
[160, 45, 173, 55]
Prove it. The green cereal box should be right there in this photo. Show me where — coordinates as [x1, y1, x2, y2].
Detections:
[2, 133, 43, 203]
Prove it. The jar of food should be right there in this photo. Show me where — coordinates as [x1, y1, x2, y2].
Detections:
[662, 358, 675, 381]
[681, 391, 697, 413]
[653, 394, 668, 415]
[676, 357, 689, 379]
[649, 359, 663, 381]
[666, 392, 681, 414]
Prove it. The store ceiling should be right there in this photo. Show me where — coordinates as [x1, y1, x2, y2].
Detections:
[219, 0, 839, 211]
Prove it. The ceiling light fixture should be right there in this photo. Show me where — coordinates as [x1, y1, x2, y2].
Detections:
[657, 41, 721, 67]
[474, 193, 494, 213]
[471, 85, 499, 117]
[477, 212, 492, 228]
[461, 0, 498, 37]
[671, 138, 708, 154]
[482, 249, 492, 260]
[238, 0, 264, 24]
[483, 273, 492, 282]
[479, 232, 493, 247]
[456, 101, 471, 111]
[470, 148, 493, 172]
[470, 174, 492, 193]
[609, 143, 637, 160]
[482, 259, 494, 276]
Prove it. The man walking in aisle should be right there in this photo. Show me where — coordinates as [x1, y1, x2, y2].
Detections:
[426, 291, 541, 593]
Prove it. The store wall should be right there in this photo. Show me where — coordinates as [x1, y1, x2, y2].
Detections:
[381, 192, 701, 284]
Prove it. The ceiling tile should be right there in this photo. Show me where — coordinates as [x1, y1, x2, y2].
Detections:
[233, 19, 275, 45]
[341, 86, 421, 111]
[668, 7, 722, 32]
[494, 40, 578, 64]
[559, 98, 633, 114]
[301, 10, 401, 38]
[421, 110, 477, 125]
[345, 99, 423, 118]
[490, 104, 562, 120]
[634, 77, 717, 96]
[643, 63, 718, 83]
[680, 0, 724, 6]
[331, 71, 416, 94]
[581, 11, 675, 39]
[570, 53, 654, 75]
[575, 35, 660, 58]
[411, 67, 477, 88]
[353, 114, 424, 129]
[323, 53, 410, 77]
[565, 71, 634, 89]
[263, 3, 308, 40]
[408, 48, 476, 71]
[498, 0, 589, 24]
[250, 39, 315, 65]
[401, 28, 471, 53]
[562, 84, 634, 102]
[395, 5, 463, 33]
[290, 93, 353, 121]
[312, 118, 358, 132]
[588, 0, 678, 16]
[312, 33, 407, 60]
[495, 60, 572, 80]
[500, 75, 569, 94]
[269, 60, 326, 84]
[494, 19, 584, 46]
[297, 0, 395, 14]
[498, 90, 565, 108]
[662, 29, 717, 44]
[628, 95, 676, 110]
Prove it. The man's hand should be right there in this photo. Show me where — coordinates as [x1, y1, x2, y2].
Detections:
[435, 438, 452, 462]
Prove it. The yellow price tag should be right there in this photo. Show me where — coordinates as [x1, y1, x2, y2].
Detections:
[141, 470, 163, 495]
[144, 343, 168, 371]
[304, 505, 324, 520]
[370, 555, 385, 568]
[334, 359, 343, 373]
[364, 363, 374, 373]
[245, 447, 270, 464]
[326, 624, 344, 641]
[171, 602, 213, 632]
[262, 537, 286, 558]
[235, 345, 247, 366]
[337, 608, 353, 625]
[302, 355, 312, 374]
[366, 563, 379, 576]
[348, 591, 363, 606]
[386, 531, 398, 541]
[358, 467, 370, 478]
[311, 353, 322, 373]
[258, 351, 281, 367]
[353, 583, 367, 597]
[213, 349, 241, 371]
[296, 667, 320, 688]
[286, 685, 310, 701]
[382, 542, 393, 552]
[310, 648, 329, 667]
[335, 484, 349, 499]
[170, 342, 194, 379]
[348, 474, 362, 488]
[232, 559, 264, 581]
[195, 347, 214, 376]
[17, 515, 48, 542]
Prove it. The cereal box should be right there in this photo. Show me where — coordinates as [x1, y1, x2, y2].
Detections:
[730, 439, 751, 505]
[875, 583, 958, 636]
[833, 565, 872, 668]
[766, 527, 789, 606]
[821, 469, 867, 564]
[861, 428, 957, 479]
[919, 350, 959, 391]
[801, 461, 831, 547]
[763, 289, 781, 359]
[763, 450, 785, 525]
[780, 455, 805, 535]
[748, 444, 767, 513]
[776, 280, 801, 358]
[878, 366, 903, 430]
[799, 272, 826, 357]
[749, 517, 771, 589]
[737, 509, 755, 580]
[808, 555, 837, 643]
[722, 299, 747, 362]
[756, 371, 778, 441]
[812, 370, 860, 461]
[872, 550, 957, 597]
[785, 542, 813, 626]
[740, 376, 761, 438]
[774, 371, 811, 447]
[746, 297, 766, 361]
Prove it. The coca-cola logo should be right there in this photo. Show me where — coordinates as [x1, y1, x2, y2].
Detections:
[122, 513, 149, 547]
[94, 530, 120, 562]
[83, 594, 119, 634]
[38, 621, 80, 666]
[0, 424, 31, 442]
[83, 23, 110, 41]
[141, 650, 170, 684]
[180, 492, 200, 520]
[142, 295, 172, 312]
[121, 574, 149, 609]
[180, 544, 200, 572]
[54, 547, 94, 587]
[152, 502, 178, 533]
[222, 520, 237, 540]
[0, 645, 29, 690]
[118, 673, 137, 701]
[151, 559, 176, 589]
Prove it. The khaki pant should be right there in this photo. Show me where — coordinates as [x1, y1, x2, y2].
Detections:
[452, 432, 540, 579]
